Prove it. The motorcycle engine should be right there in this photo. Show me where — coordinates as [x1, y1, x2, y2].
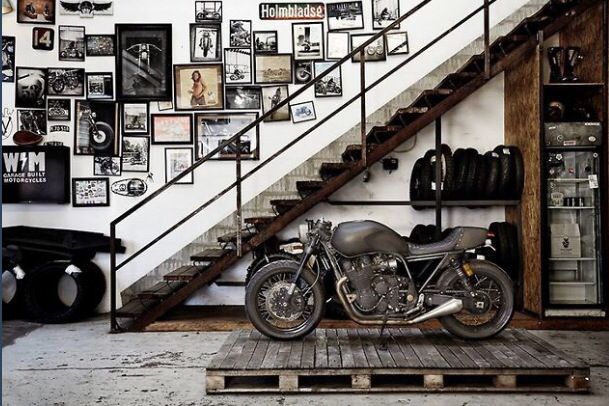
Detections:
[342, 255, 416, 315]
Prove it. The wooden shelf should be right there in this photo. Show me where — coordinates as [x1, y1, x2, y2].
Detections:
[544, 82, 604, 88]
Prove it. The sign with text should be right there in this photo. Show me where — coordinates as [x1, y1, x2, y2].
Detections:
[259, 3, 325, 20]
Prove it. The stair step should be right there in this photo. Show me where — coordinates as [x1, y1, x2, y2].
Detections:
[214, 279, 247, 287]
[491, 34, 530, 57]
[217, 229, 256, 244]
[190, 248, 232, 262]
[319, 162, 351, 181]
[137, 281, 186, 299]
[116, 298, 158, 318]
[460, 54, 485, 74]
[366, 125, 402, 145]
[411, 88, 453, 108]
[342, 144, 364, 162]
[437, 71, 479, 91]
[270, 199, 302, 215]
[244, 216, 276, 228]
[164, 265, 208, 281]
[296, 180, 326, 198]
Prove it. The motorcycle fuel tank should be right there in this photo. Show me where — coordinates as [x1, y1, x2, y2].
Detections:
[331, 220, 410, 257]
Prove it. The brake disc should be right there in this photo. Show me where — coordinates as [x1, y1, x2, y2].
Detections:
[265, 282, 305, 322]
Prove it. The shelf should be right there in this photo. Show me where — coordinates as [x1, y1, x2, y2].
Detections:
[547, 178, 591, 183]
[548, 206, 595, 210]
[544, 82, 604, 88]
[549, 281, 597, 285]
[545, 146, 602, 151]
[326, 200, 520, 207]
[549, 257, 597, 262]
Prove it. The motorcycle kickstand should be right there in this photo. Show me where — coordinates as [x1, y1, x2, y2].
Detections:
[378, 314, 390, 351]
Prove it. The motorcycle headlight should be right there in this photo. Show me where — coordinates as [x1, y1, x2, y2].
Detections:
[298, 223, 309, 243]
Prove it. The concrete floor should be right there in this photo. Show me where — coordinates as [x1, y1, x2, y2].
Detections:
[2, 317, 608, 406]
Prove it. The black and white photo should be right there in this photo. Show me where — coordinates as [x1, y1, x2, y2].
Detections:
[253, 31, 278, 54]
[74, 100, 119, 156]
[292, 22, 324, 60]
[230, 20, 251, 48]
[17, 0, 55, 24]
[72, 178, 110, 207]
[290, 101, 316, 123]
[17, 109, 47, 135]
[15, 67, 47, 108]
[121, 102, 149, 135]
[261, 85, 290, 122]
[294, 60, 313, 84]
[151, 113, 193, 144]
[327, 1, 364, 31]
[225, 86, 261, 110]
[86, 72, 114, 99]
[190, 23, 222, 62]
[327, 32, 349, 60]
[121, 135, 150, 172]
[47, 68, 85, 96]
[254, 54, 292, 84]
[94, 156, 121, 177]
[59, 0, 114, 17]
[195, 112, 259, 160]
[385, 31, 409, 55]
[351, 33, 386, 62]
[314, 61, 342, 97]
[58, 25, 85, 61]
[174, 64, 224, 110]
[115, 24, 173, 101]
[224, 48, 251, 84]
[157, 101, 173, 111]
[371, 0, 400, 30]
[47, 98, 71, 121]
[165, 148, 194, 184]
[85, 34, 115, 56]
[195, 1, 222, 22]
[2, 36, 15, 82]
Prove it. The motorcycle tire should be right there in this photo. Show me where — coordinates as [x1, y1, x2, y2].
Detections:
[424, 145, 454, 199]
[462, 148, 479, 197]
[508, 146, 524, 199]
[436, 260, 514, 339]
[489, 222, 510, 265]
[90, 122, 114, 152]
[493, 145, 515, 198]
[409, 224, 429, 244]
[472, 154, 488, 198]
[409, 158, 426, 206]
[245, 252, 298, 285]
[2, 267, 25, 320]
[483, 152, 501, 199]
[245, 260, 325, 340]
[52, 79, 65, 94]
[451, 148, 470, 199]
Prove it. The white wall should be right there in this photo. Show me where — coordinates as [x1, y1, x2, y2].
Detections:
[2, 0, 529, 311]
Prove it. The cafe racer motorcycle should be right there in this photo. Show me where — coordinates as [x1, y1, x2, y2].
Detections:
[245, 219, 514, 340]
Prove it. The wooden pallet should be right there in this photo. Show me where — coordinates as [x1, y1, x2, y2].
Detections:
[206, 328, 590, 393]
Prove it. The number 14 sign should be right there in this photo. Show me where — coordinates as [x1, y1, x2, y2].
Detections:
[32, 27, 55, 51]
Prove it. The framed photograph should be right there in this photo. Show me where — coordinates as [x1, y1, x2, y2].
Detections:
[327, 32, 349, 60]
[190, 23, 222, 62]
[157, 101, 173, 111]
[121, 135, 150, 172]
[371, 0, 400, 30]
[174, 64, 224, 111]
[195, 112, 259, 160]
[385, 31, 409, 55]
[224, 48, 251, 85]
[74, 100, 119, 156]
[165, 148, 194, 184]
[58, 26, 85, 61]
[195, 1, 222, 22]
[225, 86, 261, 110]
[86, 72, 114, 99]
[151, 113, 193, 144]
[290, 101, 316, 124]
[59, 0, 114, 17]
[261, 85, 290, 122]
[15, 67, 47, 108]
[230, 20, 251, 48]
[351, 33, 386, 62]
[115, 24, 173, 101]
[121, 102, 149, 135]
[292, 22, 324, 61]
[2, 37, 15, 82]
[294, 60, 313, 84]
[47, 68, 85, 96]
[314, 62, 342, 97]
[85, 34, 116, 56]
[17, 109, 47, 135]
[32, 27, 55, 50]
[72, 178, 110, 207]
[253, 31, 278, 54]
[327, 2, 364, 31]
[17, 0, 55, 24]
[94, 156, 121, 177]
[254, 54, 292, 84]
[47, 98, 71, 121]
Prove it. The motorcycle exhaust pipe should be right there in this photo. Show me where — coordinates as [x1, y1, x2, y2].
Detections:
[404, 298, 463, 325]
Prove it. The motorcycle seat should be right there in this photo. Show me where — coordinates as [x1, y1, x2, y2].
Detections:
[407, 227, 487, 256]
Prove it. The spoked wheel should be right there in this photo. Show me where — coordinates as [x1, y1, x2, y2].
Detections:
[436, 260, 514, 339]
[245, 260, 324, 340]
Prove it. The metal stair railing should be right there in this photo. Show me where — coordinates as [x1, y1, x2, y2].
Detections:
[110, 0, 500, 331]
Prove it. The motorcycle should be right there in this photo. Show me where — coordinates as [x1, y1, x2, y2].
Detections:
[230, 68, 245, 81]
[80, 107, 114, 152]
[59, 48, 84, 60]
[245, 219, 514, 340]
[48, 70, 80, 94]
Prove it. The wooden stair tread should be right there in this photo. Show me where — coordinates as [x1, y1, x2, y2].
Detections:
[190, 248, 231, 262]
[164, 265, 207, 281]
[341, 144, 363, 162]
[116, 298, 158, 318]
[217, 229, 256, 243]
[319, 162, 353, 180]
[137, 281, 186, 299]
[244, 216, 276, 225]
[296, 180, 326, 198]
[214, 279, 246, 287]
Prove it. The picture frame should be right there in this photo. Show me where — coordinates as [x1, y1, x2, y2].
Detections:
[93, 156, 121, 177]
[314, 61, 343, 97]
[224, 48, 252, 84]
[2, 36, 15, 82]
[58, 25, 85, 61]
[47, 98, 71, 121]
[327, 32, 349, 60]
[254, 54, 293, 84]
[292, 22, 324, 61]
[327, 1, 364, 31]
[15, 67, 47, 108]
[121, 135, 150, 172]
[229, 19, 252, 48]
[85, 34, 116, 56]
[174, 64, 224, 111]
[59, 0, 114, 17]
[86, 72, 114, 100]
[350, 33, 386, 62]
[194, 112, 259, 160]
[32, 27, 55, 51]
[121, 102, 149, 135]
[385, 31, 409, 55]
[371, 0, 400, 30]
[73, 100, 119, 156]
[17, 109, 47, 135]
[253, 31, 278, 54]
[72, 178, 110, 207]
[190, 23, 222, 62]
[290, 101, 316, 123]
[294, 60, 313, 85]
[115, 24, 173, 101]
[225, 86, 262, 110]
[47, 68, 85, 97]
[151, 113, 193, 144]
[165, 148, 194, 184]
[195, 1, 222, 23]
[157, 101, 173, 111]
[17, 0, 56, 24]
[261, 85, 290, 122]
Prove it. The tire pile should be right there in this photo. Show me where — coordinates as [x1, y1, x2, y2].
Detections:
[410, 144, 524, 206]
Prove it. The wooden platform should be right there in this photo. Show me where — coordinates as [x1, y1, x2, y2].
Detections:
[206, 328, 590, 393]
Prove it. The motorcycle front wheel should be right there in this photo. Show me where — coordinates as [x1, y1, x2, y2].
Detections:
[436, 260, 514, 339]
[52, 79, 65, 93]
[245, 260, 324, 340]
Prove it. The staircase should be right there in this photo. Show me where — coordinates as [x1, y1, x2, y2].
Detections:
[112, 0, 600, 331]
